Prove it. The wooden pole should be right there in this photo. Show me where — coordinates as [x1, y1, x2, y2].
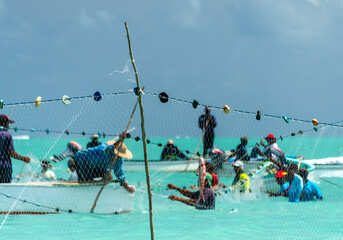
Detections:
[90, 98, 139, 213]
[125, 22, 155, 240]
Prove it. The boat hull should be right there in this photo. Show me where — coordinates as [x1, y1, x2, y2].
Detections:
[0, 181, 134, 214]
[124, 160, 198, 172]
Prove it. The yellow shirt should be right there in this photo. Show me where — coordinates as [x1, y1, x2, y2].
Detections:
[238, 173, 250, 193]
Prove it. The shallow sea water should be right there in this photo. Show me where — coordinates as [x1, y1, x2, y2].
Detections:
[1, 138, 343, 239]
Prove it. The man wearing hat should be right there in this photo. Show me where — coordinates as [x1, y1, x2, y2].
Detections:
[74, 132, 135, 193]
[167, 173, 215, 210]
[87, 134, 101, 149]
[198, 107, 217, 157]
[266, 170, 290, 197]
[252, 133, 286, 168]
[0, 114, 30, 183]
[231, 161, 250, 193]
[160, 139, 189, 161]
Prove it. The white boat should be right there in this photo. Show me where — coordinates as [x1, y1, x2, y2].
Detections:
[124, 160, 198, 172]
[0, 181, 134, 215]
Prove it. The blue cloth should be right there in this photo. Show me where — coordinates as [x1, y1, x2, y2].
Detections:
[198, 114, 216, 135]
[302, 180, 323, 201]
[278, 182, 290, 194]
[0, 130, 14, 169]
[288, 174, 303, 202]
[74, 143, 126, 182]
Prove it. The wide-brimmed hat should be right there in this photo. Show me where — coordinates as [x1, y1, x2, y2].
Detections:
[106, 140, 133, 160]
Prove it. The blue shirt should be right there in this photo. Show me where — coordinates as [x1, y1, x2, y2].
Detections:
[74, 143, 126, 182]
[288, 174, 303, 202]
[278, 182, 290, 194]
[0, 130, 14, 168]
[198, 114, 216, 135]
[302, 180, 323, 201]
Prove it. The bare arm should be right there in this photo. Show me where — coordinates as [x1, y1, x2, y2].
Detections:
[169, 195, 196, 207]
[10, 151, 30, 163]
[167, 184, 192, 198]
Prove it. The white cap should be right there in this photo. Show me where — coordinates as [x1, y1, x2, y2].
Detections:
[233, 161, 244, 168]
[167, 139, 174, 144]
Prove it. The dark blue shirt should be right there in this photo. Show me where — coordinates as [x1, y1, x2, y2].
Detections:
[198, 114, 216, 135]
[0, 130, 14, 168]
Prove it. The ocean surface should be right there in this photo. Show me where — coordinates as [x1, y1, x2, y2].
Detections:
[1, 137, 343, 240]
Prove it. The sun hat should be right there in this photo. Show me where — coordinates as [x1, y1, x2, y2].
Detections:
[275, 171, 287, 178]
[0, 114, 14, 124]
[233, 161, 244, 168]
[167, 139, 174, 145]
[265, 133, 275, 140]
[106, 140, 133, 160]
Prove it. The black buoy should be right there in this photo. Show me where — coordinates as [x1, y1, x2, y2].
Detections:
[158, 92, 169, 103]
[65, 130, 69, 135]
[192, 100, 199, 109]
[256, 110, 261, 120]
[93, 91, 102, 101]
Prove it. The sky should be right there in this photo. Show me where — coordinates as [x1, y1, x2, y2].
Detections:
[1, 0, 343, 124]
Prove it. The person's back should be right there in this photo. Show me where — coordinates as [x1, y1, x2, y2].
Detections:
[288, 173, 303, 202]
[0, 129, 14, 170]
[160, 140, 188, 160]
[190, 187, 215, 210]
[302, 180, 323, 201]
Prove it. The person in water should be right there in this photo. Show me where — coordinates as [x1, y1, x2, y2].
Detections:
[74, 132, 135, 193]
[231, 161, 250, 193]
[168, 173, 215, 210]
[39, 159, 56, 181]
[299, 168, 323, 201]
[87, 134, 101, 148]
[230, 136, 250, 161]
[251, 133, 286, 168]
[287, 163, 303, 203]
[191, 161, 219, 191]
[160, 139, 189, 161]
[198, 107, 217, 156]
[0, 114, 30, 183]
[266, 170, 290, 197]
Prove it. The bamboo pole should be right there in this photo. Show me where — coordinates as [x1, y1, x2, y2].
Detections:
[90, 98, 139, 213]
[125, 22, 155, 240]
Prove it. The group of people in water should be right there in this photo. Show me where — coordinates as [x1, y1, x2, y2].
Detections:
[0, 110, 323, 209]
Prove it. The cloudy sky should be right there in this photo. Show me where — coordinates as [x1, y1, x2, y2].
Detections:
[1, 0, 343, 123]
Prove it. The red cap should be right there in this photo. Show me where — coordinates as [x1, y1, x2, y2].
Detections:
[265, 133, 275, 139]
[275, 171, 287, 178]
[0, 114, 15, 124]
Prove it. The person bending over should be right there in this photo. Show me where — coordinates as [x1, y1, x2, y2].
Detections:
[299, 168, 323, 201]
[160, 139, 189, 161]
[168, 173, 215, 210]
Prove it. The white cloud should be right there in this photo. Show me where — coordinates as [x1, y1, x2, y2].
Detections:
[78, 10, 97, 28]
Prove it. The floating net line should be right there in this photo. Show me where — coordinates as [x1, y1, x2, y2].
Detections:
[0, 88, 343, 238]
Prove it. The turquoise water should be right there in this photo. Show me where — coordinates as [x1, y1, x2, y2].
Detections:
[1, 138, 343, 239]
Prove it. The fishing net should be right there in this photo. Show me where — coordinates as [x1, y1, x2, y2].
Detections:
[1, 88, 343, 238]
